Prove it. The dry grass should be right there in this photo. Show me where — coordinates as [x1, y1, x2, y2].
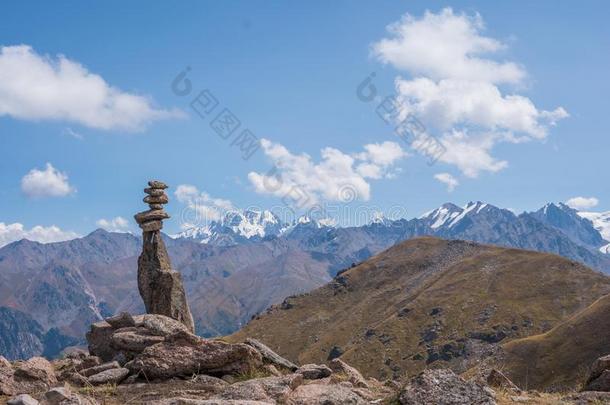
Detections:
[230, 237, 610, 384]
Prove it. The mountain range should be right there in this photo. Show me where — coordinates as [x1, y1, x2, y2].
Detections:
[1, 201, 609, 360]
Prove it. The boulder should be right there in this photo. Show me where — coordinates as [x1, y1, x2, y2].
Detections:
[585, 369, 610, 392]
[7, 394, 38, 405]
[295, 364, 332, 380]
[126, 331, 263, 379]
[13, 357, 57, 393]
[399, 369, 496, 405]
[329, 359, 369, 389]
[287, 383, 368, 404]
[585, 354, 610, 391]
[105, 312, 136, 329]
[0, 355, 15, 395]
[86, 321, 115, 361]
[87, 367, 129, 385]
[216, 374, 303, 403]
[245, 339, 298, 371]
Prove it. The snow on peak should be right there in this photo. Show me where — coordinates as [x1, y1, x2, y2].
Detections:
[578, 210, 610, 242]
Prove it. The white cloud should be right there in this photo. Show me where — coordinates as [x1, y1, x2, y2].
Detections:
[565, 196, 599, 210]
[434, 172, 459, 192]
[175, 184, 235, 226]
[372, 8, 525, 84]
[21, 163, 75, 198]
[96, 216, 130, 232]
[0, 45, 183, 131]
[0, 222, 79, 248]
[372, 8, 568, 178]
[248, 139, 407, 206]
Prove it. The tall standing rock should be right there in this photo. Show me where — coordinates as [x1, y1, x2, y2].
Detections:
[134, 180, 195, 333]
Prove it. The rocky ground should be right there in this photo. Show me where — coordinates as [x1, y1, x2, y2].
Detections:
[0, 312, 609, 404]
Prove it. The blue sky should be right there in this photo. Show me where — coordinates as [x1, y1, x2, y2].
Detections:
[1, 1, 609, 242]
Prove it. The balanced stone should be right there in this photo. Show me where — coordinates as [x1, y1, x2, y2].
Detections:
[148, 180, 168, 189]
[134, 210, 170, 225]
[140, 220, 163, 232]
[148, 204, 164, 210]
[143, 194, 169, 205]
[144, 188, 165, 197]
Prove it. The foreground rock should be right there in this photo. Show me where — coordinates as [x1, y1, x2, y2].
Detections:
[399, 369, 496, 405]
[126, 331, 263, 379]
[584, 354, 610, 392]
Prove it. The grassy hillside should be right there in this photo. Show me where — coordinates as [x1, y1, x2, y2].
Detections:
[499, 293, 610, 392]
[230, 237, 610, 381]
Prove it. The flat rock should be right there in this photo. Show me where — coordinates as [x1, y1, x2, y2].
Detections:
[145, 188, 166, 196]
[7, 394, 39, 405]
[399, 369, 496, 405]
[329, 359, 369, 389]
[287, 383, 368, 404]
[143, 314, 191, 337]
[111, 328, 165, 353]
[296, 364, 332, 380]
[105, 312, 136, 329]
[245, 338, 298, 371]
[143, 195, 169, 205]
[135, 209, 170, 225]
[88, 367, 129, 385]
[148, 180, 168, 189]
[126, 331, 263, 379]
[217, 374, 303, 403]
[80, 361, 120, 377]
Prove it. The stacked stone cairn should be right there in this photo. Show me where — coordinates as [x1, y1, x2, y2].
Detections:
[134, 180, 195, 333]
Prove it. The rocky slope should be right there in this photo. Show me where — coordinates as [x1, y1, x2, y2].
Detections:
[230, 237, 610, 381]
[498, 293, 610, 391]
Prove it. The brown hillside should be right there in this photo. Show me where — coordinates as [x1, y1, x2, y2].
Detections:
[499, 293, 610, 392]
[230, 237, 610, 380]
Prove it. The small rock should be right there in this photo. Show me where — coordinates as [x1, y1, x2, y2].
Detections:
[7, 394, 39, 405]
[148, 180, 168, 189]
[87, 367, 129, 385]
[329, 358, 369, 389]
[105, 312, 136, 329]
[245, 338, 298, 371]
[44, 386, 72, 404]
[143, 195, 169, 205]
[144, 187, 165, 196]
[296, 364, 332, 380]
[134, 210, 170, 225]
[86, 321, 115, 361]
[80, 361, 120, 377]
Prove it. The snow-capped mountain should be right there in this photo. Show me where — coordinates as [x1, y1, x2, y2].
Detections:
[578, 210, 610, 253]
[175, 209, 287, 245]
